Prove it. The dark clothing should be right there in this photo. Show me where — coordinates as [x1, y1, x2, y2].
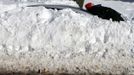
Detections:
[86, 5, 124, 22]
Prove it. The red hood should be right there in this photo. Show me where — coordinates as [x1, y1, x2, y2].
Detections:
[85, 2, 94, 9]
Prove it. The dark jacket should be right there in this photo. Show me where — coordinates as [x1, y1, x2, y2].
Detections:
[86, 4, 124, 22]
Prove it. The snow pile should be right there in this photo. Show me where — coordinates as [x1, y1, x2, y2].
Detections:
[0, 1, 134, 74]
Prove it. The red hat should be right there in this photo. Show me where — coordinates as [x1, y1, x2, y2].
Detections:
[85, 2, 94, 9]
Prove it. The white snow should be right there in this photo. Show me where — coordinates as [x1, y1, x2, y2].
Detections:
[0, 0, 134, 74]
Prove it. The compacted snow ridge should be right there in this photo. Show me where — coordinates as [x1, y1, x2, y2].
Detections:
[0, 0, 134, 74]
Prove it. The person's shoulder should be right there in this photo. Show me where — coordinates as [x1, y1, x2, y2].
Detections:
[94, 4, 110, 8]
[94, 4, 113, 10]
[94, 4, 102, 7]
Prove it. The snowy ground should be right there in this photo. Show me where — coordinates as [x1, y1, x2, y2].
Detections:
[0, 0, 134, 74]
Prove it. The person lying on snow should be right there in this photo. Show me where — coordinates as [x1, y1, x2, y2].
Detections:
[85, 2, 124, 22]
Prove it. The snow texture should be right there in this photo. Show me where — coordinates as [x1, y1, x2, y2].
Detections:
[0, 0, 134, 74]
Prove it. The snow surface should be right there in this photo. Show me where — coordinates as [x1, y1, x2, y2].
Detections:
[0, 0, 134, 74]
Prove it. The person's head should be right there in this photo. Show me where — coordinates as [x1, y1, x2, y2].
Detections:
[85, 2, 94, 9]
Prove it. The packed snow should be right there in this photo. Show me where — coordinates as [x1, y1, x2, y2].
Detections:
[0, 0, 134, 74]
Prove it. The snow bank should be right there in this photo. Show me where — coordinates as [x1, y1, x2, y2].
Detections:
[0, 1, 134, 74]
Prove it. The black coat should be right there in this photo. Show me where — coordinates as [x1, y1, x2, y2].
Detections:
[86, 5, 124, 22]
